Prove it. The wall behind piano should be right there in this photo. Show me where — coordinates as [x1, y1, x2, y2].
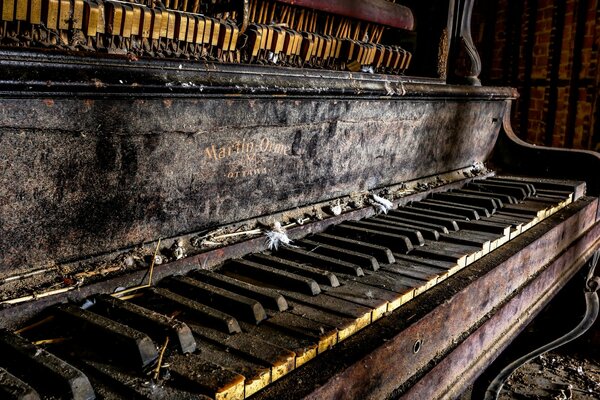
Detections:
[473, 0, 600, 152]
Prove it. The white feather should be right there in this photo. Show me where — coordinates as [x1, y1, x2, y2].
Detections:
[265, 222, 292, 250]
[372, 194, 394, 214]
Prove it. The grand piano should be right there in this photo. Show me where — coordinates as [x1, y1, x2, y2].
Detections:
[1, 0, 599, 399]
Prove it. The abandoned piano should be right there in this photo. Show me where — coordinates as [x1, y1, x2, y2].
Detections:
[1, 0, 599, 399]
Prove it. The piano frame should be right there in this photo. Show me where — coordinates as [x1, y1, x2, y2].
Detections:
[1, 1, 599, 399]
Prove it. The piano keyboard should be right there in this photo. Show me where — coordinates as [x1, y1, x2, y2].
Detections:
[0, 176, 582, 400]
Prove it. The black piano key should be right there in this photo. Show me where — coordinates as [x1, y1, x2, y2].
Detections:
[299, 238, 380, 271]
[367, 216, 440, 240]
[188, 336, 272, 397]
[439, 230, 494, 254]
[277, 246, 368, 274]
[335, 270, 416, 306]
[262, 312, 338, 354]
[494, 211, 534, 222]
[163, 276, 267, 324]
[409, 241, 478, 268]
[247, 253, 340, 287]
[285, 301, 363, 342]
[148, 287, 242, 334]
[167, 354, 246, 400]
[373, 214, 450, 235]
[423, 198, 491, 217]
[453, 189, 511, 206]
[410, 200, 480, 220]
[386, 209, 459, 231]
[393, 254, 461, 276]
[535, 189, 572, 198]
[0, 367, 40, 400]
[309, 233, 395, 264]
[329, 224, 414, 253]
[381, 259, 445, 283]
[189, 324, 296, 382]
[0, 331, 94, 400]
[399, 205, 470, 221]
[458, 219, 511, 236]
[94, 294, 197, 354]
[486, 177, 536, 196]
[238, 320, 320, 366]
[501, 202, 548, 218]
[79, 358, 207, 400]
[343, 220, 425, 246]
[280, 290, 373, 326]
[323, 281, 395, 318]
[468, 181, 528, 200]
[499, 177, 579, 193]
[190, 269, 288, 312]
[430, 192, 499, 213]
[52, 304, 159, 369]
[225, 259, 322, 295]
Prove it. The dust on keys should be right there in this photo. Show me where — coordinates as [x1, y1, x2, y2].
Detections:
[0, 176, 581, 399]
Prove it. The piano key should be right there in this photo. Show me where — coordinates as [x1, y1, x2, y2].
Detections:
[285, 302, 361, 342]
[247, 253, 339, 287]
[409, 200, 480, 220]
[262, 312, 337, 354]
[191, 336, 271, 397]
[485, 215, 524, 239]
[280, 290, 373, 326]
[190, 269, 288, 312]
[0, 366, 40, 400]
[335, 270, 416, 304]
[0, 331, 94, 400]
[238, 320, 319, 367]
[431, 192, 500, 212]
[387, 209, 459, 231]
[382, 258, 447, 283]
[148, 287, 241, 334]
[309, 233, 395, 264]
[330, 223, 415, 253]
[367, 216, 440, 240]
[486, 177, 536, 196]
[374, 214, 450, 235]
[423, 198, 491, 217]
[298, 238, 380, 271]
[453, 189, 512, 206]
[79, 358, 208, 400]
[52, 304, 158, 368]
[467, 181, 528, 200]
[438, 230, 494, 255]
[189, 324, 296, 382]
[393, 253, 460, 275]
[224, 259, 322, 295]
[277, 246, 368, 274]
[162, 276, 267, 324]
[94, 294, 197, 354]
[498, 176, 580, 193]
[410, 240, 479, 268]
[501, 202, 549, 219]
[168, 354, 245, 400]
[399, 205, 470, 221]
[458, 219, 511, 236]
[344, 220, 425, 246]
[459, 186, 519, 204]
[323, 281, 393, 319]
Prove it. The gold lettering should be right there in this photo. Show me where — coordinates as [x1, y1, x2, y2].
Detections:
[204, 144, 218, 160]
[218, 147, 226, 159]
[259, 137, 270, 152]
